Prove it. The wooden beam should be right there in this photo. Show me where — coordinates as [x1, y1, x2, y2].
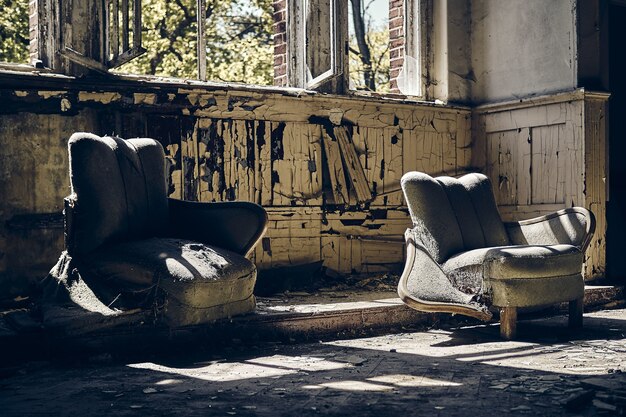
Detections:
[334, 126, 372, 204]
[321, 129, 349, 205]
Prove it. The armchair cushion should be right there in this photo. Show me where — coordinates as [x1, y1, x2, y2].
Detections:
[443, 244, 583, 301]
[401, 172, 465, 263]
[82, 238, 256, 313]
[68, 133, 168, 255]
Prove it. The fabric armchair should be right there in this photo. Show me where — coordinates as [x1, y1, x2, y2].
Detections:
[399, 171, 595, 339]
[42, 133, 267, 329]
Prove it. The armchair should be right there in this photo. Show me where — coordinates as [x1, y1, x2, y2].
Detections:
[42, 133, 267, 328]
[398, 171, 595, 339]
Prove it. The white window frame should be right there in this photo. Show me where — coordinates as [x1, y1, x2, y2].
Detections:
[287, 0, 348, 92]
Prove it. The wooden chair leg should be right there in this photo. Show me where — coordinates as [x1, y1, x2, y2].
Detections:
[500, 307, 517, 340]
[569, 297, 584, 328]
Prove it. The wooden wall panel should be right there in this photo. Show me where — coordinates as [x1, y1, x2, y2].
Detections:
[0, 83, 472, 294]
[474, 91, 609, 280]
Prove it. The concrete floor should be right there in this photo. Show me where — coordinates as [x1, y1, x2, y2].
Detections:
[1, 308, 625, 416]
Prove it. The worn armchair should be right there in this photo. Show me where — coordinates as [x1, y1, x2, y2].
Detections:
[398, 171, 595, 339]
[42, 133, 267, 328]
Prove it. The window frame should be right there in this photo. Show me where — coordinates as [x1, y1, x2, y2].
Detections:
[2, 0, 429, 100]
[287, 0, 348, 93]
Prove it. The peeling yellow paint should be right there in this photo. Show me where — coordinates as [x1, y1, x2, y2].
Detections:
[329, 108, 344, 125]
[77, 92, 121, 104]
[133, 93, 157, 105]
[185, 93, 214, 107]
[167, 93, 176, 102]
[60, 98, 71, 112]
[38, 91, 66, 99]
[15, 91, 29, 97]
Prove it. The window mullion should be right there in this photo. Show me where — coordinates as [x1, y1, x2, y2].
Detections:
[197, 0, 207, 81]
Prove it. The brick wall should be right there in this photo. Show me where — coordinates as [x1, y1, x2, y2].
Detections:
[388, 0, 404, 93]
[273, 0, 288, 87]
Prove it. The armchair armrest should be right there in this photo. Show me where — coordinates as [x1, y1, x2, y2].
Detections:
[398, 229, 492, 321]
[167, 199, 268, 257]
[504, 207, 595, 251]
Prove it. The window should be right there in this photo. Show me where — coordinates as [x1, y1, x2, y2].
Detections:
[0, 0, 30, 64]
[286, 0, 425, 97]
[117, 0, 273, 85]
[6, 0, 424, 97]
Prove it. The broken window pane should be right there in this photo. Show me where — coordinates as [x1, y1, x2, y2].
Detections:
[348, 0, 390, 93]
[0, 0, 30, 64]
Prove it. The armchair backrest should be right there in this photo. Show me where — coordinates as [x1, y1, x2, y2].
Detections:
[67, 133, 169, 255]
[401, 172, 510, 263]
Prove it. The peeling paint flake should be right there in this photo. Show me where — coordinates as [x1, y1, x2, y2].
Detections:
[78, 91, 121, 104]
[37, 91, 66, 99]
[133, 93, 157, 105]
[60, 98, 71, 112]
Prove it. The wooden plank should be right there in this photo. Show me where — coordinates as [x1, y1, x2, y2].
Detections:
[322, 129, 349, 205]
[456, 112, 472, 173]
[197, 0, 207, 80]
[307, 124, 323, 205]
[334, 126, 371, 204]
[498, 204, 566, 222]
[583, 97, 608, 279]
[121, 0, 129, 51]
[111, 0, 119, 59]
[260, 121, 272, 205]
[385, 127, 404, 206]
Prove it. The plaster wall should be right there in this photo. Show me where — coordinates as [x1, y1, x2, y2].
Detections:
[470, 0, 577, 103]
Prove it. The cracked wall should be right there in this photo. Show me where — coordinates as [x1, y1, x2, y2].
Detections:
[0, 79, 472, 299]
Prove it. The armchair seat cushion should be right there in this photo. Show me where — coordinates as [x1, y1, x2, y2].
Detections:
[81, 237, 256, 312]
[443, 244, 584, 306]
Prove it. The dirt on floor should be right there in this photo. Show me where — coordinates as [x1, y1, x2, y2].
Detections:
[1, 308, 625, 416]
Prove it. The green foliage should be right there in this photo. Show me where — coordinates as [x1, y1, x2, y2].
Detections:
[117, 0, 274, 85]
[348, 0, 390, 93]
[349, 29, 390, 93]
[0, 0, 29, 63]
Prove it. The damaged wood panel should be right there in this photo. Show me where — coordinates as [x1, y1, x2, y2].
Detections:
[474, 91, 609, 280]
[531, 124, 567, 205]
[257, 208, 410, 274]
[334, 126, 371, 204]
[322, 128, 350, 205]
[272, 123, 323, 206]
[583, 97, 608, 279]
[485, 128, 531, 206]
[0, 83, 474, 287]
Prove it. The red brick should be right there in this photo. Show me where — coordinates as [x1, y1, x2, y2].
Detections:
[274, 43, 286, 55]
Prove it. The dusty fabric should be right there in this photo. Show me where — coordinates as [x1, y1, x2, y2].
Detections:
[457, 173, 510, 247]
[400, 172, 464, 263]
[404, 230, 481, 306]
[81, 238, 256, 310]
[41, 134, 266, 329]
[506, 210, 591, 247]
[490, 273, 584, 307]
[68, 133, 168, 255]
[437, 176, 487, 250]
[443, 244, 582, 302]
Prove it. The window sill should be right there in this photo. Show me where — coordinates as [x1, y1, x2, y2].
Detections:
[0, 67, 468, 110]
